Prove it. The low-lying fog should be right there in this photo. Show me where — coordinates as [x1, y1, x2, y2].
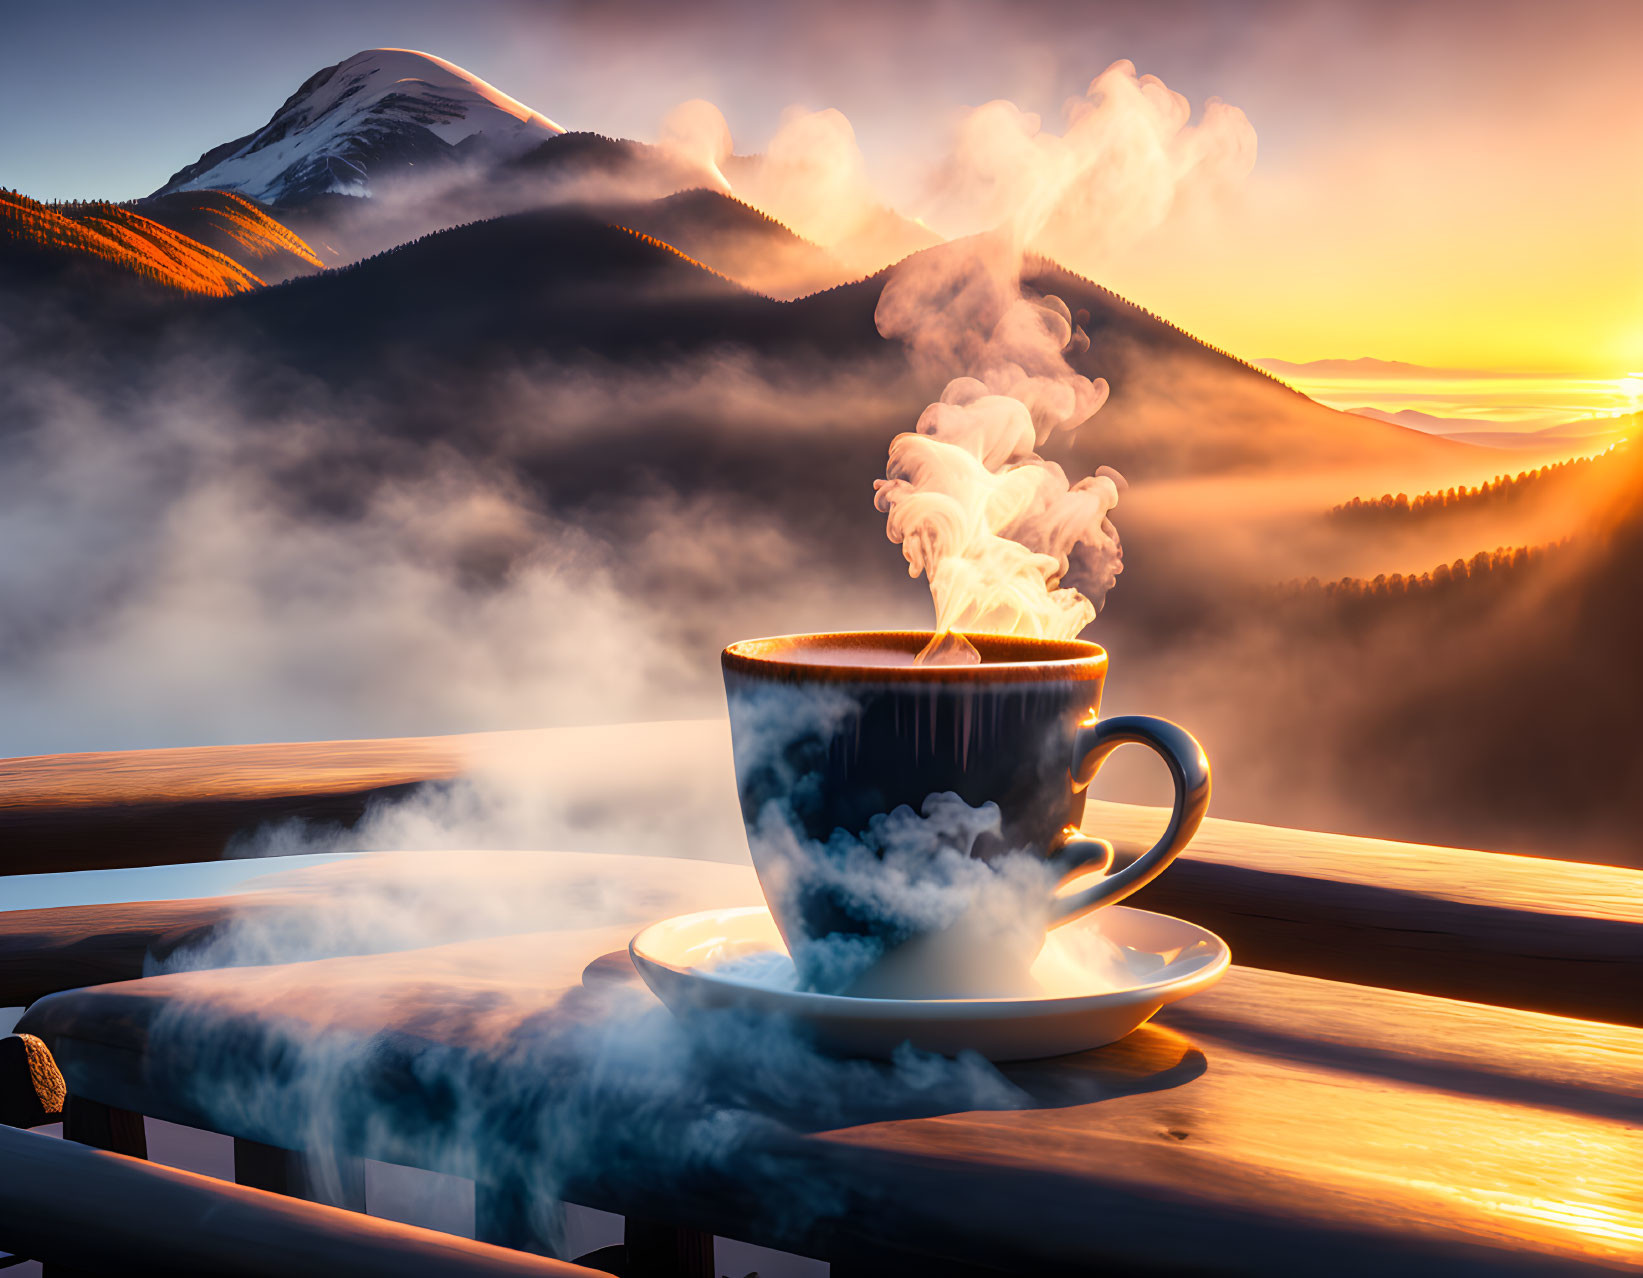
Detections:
[3, 282, 1636, 866]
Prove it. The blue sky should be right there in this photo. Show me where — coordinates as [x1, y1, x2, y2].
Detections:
[2, 0, 1399, 202]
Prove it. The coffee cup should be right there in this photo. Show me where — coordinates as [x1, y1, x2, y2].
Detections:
[722, 630, 1209, 999]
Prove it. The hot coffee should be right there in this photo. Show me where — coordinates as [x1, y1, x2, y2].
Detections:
[723, 630, 1209, 998]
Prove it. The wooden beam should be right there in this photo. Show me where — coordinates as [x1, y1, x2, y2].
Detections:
[623, 1218, 714, 1278]
[0, 850, 759, 1010]
[3, 725, 1640, 1026]
[62, 1094, 146, 1159]
[0, 786, 429, 877]
[6, 829, 1639, 1029]
[20, 925, 1643, 1275]
[1088, 800, 1643, 1025]
[0, 735, 469, 811]
[0, 897, 268, 1006]
[234, 1137, 367, 1211]
[0, 723, 737, 878]
[0, 1123, 607, 1276]
[0, 735, 468, 876]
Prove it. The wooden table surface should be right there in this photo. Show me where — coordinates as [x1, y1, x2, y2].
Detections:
[19, 854, 1643, 1276]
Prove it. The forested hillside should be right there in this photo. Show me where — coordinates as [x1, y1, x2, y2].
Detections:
[0, 190, 314, 296]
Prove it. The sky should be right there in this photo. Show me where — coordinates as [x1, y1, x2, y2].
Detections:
[2, 0, 1639, 390]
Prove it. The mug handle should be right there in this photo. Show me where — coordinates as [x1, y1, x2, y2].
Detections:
[1047, 715, 1211, 926]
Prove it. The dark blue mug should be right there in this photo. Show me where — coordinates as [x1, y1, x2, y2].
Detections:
[723, 631, 1211, 997]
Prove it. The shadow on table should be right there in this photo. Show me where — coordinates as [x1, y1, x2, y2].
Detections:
[1164, 1002, 1634, 1123]
[579, 949, 1208, 1129]
[1001, 1025, 1206, 1112]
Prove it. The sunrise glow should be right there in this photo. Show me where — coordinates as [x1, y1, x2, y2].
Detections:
[1, 6, 1640, 1276]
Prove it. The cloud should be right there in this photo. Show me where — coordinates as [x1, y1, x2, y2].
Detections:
[656, 98, 734, 191]
[864, 61, 1253, 644]
[732, 106, 879, 248]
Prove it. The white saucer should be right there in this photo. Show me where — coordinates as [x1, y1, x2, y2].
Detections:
[629, 904, 1230, 1061]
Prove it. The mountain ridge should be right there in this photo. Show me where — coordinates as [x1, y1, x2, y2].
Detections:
[154, 48, 565, 205]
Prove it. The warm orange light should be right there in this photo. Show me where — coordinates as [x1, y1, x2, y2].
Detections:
[1491, 1198, 1643, 1248]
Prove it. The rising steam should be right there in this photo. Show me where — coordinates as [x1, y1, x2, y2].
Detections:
[874, 62, 1255, 647]
[925, 60, 1258, 265]
[873, 236, 1122, 641]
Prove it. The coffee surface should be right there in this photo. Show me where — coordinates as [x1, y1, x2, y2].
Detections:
[763, 646, 1023, 668]
[774, 647, 921, 667]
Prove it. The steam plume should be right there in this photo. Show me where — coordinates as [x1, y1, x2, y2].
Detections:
[873, 236, 1121, 639]
[875, 62, 1255, 644]
[926, 60, 1258, 265]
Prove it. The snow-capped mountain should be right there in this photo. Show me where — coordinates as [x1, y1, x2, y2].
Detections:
[154, 49, 564, 206]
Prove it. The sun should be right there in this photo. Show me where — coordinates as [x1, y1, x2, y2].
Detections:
[1615, 374, 1643, 415]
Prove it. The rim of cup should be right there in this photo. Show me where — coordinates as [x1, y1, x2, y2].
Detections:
[722, 630, 1109, 683]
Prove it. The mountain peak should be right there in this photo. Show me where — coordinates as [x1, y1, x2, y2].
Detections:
[154, 48, 564, 206]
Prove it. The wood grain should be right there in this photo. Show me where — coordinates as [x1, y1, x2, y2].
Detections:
[1090, 800, 1643, 1024]
[1088, 799, 1643, 919]
[0, 721, 743, 876]
[0, 897, 262, 1006]
[0, 735, 468, 876]
[0, 736, 470, 810]
[17, 904, 1643, 1276]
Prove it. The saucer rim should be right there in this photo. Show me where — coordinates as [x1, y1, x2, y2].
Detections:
[629, 903, 1231, 1017]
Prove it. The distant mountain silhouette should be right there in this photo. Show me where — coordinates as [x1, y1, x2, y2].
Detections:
[1258, 356, 1478, 378]
[602, 188, 848, 298]
[223, 207, 873, 373]
[1019, 258, 1471, 477]
[1351, 406, 1497, 433]
[1437, 417, 1634, 456]
[142, 47, 930, 286]
[0, 177, 1486, 498]
[1350, 406, 1634, 457]
[266, 130, 722, 267]
[204, 204, 1470, 479]
[504, 131, 708, 191]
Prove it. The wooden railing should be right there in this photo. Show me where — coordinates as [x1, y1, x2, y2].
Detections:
[0, 1121, 601, 1276]
[3, 723, 1641, 1275]
[4, 724, 1639, 1025]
